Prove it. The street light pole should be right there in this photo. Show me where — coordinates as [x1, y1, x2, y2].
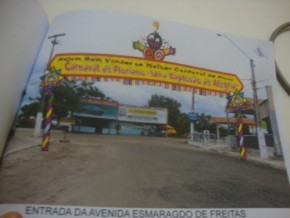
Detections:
[217, 33, 268, 159]
[33, 33, 66, 137]
[250, 58, 268, 158]
[47, 33, 66, 63]
[250, 59, 261, 129]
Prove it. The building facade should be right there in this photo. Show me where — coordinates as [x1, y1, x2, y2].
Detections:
[70, 96, 168, 136]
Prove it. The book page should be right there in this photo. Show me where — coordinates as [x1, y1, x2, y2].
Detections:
[0, 10, 289, 218]
[0, 0, 48, 156]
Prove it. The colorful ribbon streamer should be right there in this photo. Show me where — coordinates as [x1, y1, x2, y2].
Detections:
[227, 90, 248, 160]
[42, 88, 55, 151]
[236, 109, 246, 160]
[66, 76, 228, 98]
[40, 67, 63, 152]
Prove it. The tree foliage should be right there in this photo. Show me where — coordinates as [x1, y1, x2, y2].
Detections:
[17, 100, 40, 127]
[195, 113, 217, 134]
[75, 81, 106, 99]
[17, 81, 106, 127]
[175, 113, 190, 136]
[53, 81, 106, 120]
[19, 101, 39, 118]
[148, 94, 181, 128]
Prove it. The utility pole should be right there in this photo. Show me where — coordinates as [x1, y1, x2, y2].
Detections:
[217, 33, 268, 159]
[250, 59, 268, 158]
[250, 59, 261, 129]
[226, 110, 230, 134]
[34, 33, 66, 137]
[47, 33, 66, 63]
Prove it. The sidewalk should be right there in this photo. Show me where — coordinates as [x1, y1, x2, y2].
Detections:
[4, 135, 41, 156]
[4, 128, 65, 156]
[188, 140, 286, 170]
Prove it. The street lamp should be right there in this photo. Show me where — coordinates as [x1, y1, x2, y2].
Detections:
[34, 33, 66, 137]
[217, 33, 268, 159]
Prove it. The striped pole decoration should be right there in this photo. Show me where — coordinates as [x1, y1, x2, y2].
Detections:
[236, 109, 246, 160]
[39, 67, 63, 152]
[227, 90, 248, 160]
[42, 88, 55, 151]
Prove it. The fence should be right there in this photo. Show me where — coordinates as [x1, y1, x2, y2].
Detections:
[188, 132, 275, 151]
[188, 133, 225, 146]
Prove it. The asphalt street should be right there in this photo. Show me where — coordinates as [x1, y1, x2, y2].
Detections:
[0, 133, 290, 208]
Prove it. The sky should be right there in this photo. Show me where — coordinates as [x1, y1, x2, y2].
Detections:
[22, 10, 276, 118]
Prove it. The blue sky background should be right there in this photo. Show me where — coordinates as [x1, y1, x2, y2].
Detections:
[22, 10, 275, 117]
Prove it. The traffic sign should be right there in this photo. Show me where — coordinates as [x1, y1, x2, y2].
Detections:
[188, 112, 199, 122]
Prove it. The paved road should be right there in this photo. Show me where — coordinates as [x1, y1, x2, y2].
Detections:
[1, 134, 290, 208]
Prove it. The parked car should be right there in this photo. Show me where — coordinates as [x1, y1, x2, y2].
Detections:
[159, 124, 177, 136]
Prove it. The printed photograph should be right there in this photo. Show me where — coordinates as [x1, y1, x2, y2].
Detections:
[0, 11, 289, 209]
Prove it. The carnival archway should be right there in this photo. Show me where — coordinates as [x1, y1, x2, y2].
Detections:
[40, 53, 245, 158]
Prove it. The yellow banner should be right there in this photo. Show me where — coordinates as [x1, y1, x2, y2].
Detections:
[60, 118, 76, 124]
[128, 108, 158, 116]
[49, 53, 243, 93]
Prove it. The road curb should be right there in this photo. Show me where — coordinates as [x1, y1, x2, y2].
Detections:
[188, 141, 286, 170]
